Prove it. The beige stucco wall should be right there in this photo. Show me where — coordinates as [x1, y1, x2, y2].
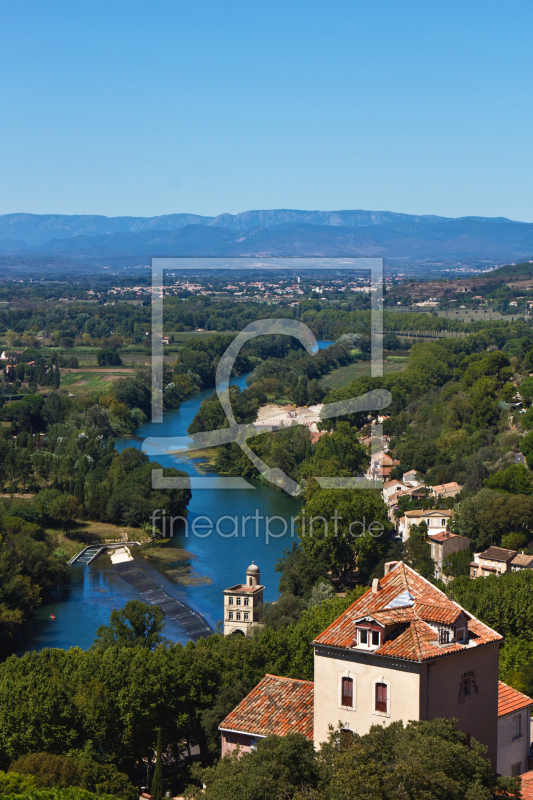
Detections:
[419, 642, 500, 770]
[497, 709, 531, 776]
[313, 646, 421, 747]
[221, 730, 262, 757]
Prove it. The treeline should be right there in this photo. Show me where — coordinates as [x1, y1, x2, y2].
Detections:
[0, 595, 356, 774]
[0, 510, 70, 650]
[188, 341, 355, 436]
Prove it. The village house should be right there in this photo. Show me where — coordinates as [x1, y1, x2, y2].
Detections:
[430, 481, 463, 500]
[430, 531, 471, 583]
[510, 553, 533, 572]
[222, 563, 264, 636]
[397, 509, 454, 542]
[402, 469, 421, 486]
[470, 547, 517, 578]
[220, 561, 522, 773]
[497, 681, 533, 776]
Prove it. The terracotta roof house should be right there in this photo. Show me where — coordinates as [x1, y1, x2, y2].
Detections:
[521, 770, 533, 800]
[430, 481, 463, 499]
[497, 681, 533, 777]
[429, 531, 471, 583]
[219, 674, 314, 757]
[222, 561, 509, 771]
[510, 553, 533, 572]
[398, 509, 453, 542]
[470, 547, 517, 578]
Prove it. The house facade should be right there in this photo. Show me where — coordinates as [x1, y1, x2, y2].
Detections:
[222, 562, 264, 635]
[220, 561, 516, 773]
[497, 681, 533, 777]
[398, 509, 453, 542]
[469, 547, 517, 578]
[430, 531, 471, 582]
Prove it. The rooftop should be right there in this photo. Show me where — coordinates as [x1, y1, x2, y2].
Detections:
[219, 674, 314, 739]
[510, 553, 533, 567]
[478, 546, 516, 561]
[403, 509, 453, 518]
[223, 583, 264, 594]
[430, 531, 470, 544]
[498, 681, 533, 717]
[313, 562, 501, 662]
[520, 770, 533, 800]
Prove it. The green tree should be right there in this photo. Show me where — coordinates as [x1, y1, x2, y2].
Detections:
[299, 488, 389, 585]
[485, 463, 533, 495]
[190, 733, 320, 800]
[94, 601, 166, 650]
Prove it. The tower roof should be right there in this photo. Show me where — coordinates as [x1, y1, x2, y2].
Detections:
[246, 561, 260, 574]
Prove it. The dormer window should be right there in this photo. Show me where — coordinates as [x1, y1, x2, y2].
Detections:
[438, 627, 451, 644]
[355, 624, 381, 648]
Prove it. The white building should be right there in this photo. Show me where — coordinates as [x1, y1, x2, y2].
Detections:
[222, 562, 264, 636]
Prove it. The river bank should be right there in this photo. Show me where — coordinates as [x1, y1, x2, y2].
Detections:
[14, 342, 333, 653]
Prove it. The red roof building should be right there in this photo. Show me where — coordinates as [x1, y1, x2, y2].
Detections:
[219, 674, 314, 757]
[497, 681, 533, 777]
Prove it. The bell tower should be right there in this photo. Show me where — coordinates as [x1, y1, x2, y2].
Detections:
[223, 562, 264, 636]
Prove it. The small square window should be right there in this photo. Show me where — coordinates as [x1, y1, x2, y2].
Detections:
[228, 597, 233, 605]
[229, 612, 233, 619]
[244, 598, 249, 606]
[244, 613, 249, 621]
[236, 598, 241, 605]
[236, 612, 241, 620]
[511, 763, 522, 777]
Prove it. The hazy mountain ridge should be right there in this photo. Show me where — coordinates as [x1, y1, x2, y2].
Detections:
[0, 209, 520, 246]
[0, 210, 531, 265]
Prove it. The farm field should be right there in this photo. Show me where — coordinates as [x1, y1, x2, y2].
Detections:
[320, 359, 407, 390]
[59, 368, 134, 395]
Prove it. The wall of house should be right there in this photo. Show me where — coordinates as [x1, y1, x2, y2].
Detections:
[313, 647, 421, 747]
[497, 709, 531, 777]
[418, 643, 500, 770]
[221, 730, 262, 757]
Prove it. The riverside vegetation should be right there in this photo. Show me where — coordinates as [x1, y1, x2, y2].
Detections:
[3, 281, 533, 796]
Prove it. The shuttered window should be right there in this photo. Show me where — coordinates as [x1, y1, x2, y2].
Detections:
[376, 682, 387, 712]
[341, 677, 353, 708]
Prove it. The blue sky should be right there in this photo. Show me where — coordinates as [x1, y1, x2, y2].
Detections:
[1, 0, 533, 220]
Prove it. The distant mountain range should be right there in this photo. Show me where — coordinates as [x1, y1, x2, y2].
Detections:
[0, 209, 532, 266]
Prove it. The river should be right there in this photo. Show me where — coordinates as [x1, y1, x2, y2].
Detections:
[16, 342, 333, 653]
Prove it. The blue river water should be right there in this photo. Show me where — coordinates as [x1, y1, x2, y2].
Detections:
[16, 341, 333, 653]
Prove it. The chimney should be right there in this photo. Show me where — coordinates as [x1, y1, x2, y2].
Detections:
[384, 561, 400, 576]
[372, 578, 381, 594]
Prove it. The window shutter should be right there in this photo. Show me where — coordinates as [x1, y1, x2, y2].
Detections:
[341, 677, 353, 707]
[376, 682, 387, 712]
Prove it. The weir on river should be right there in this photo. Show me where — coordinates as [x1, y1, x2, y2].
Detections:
[15, 344, 332, 653]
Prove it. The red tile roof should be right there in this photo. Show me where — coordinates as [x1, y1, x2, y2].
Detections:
[521, 770, 533, 800]
[498, 681, 533, 717]
[313, 562, 502, 661]
[219, 674, 314, 739]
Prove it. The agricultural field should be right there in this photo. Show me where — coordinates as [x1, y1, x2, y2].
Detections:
[320, 358, 407, 390]
[60, 368, 134, 395]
